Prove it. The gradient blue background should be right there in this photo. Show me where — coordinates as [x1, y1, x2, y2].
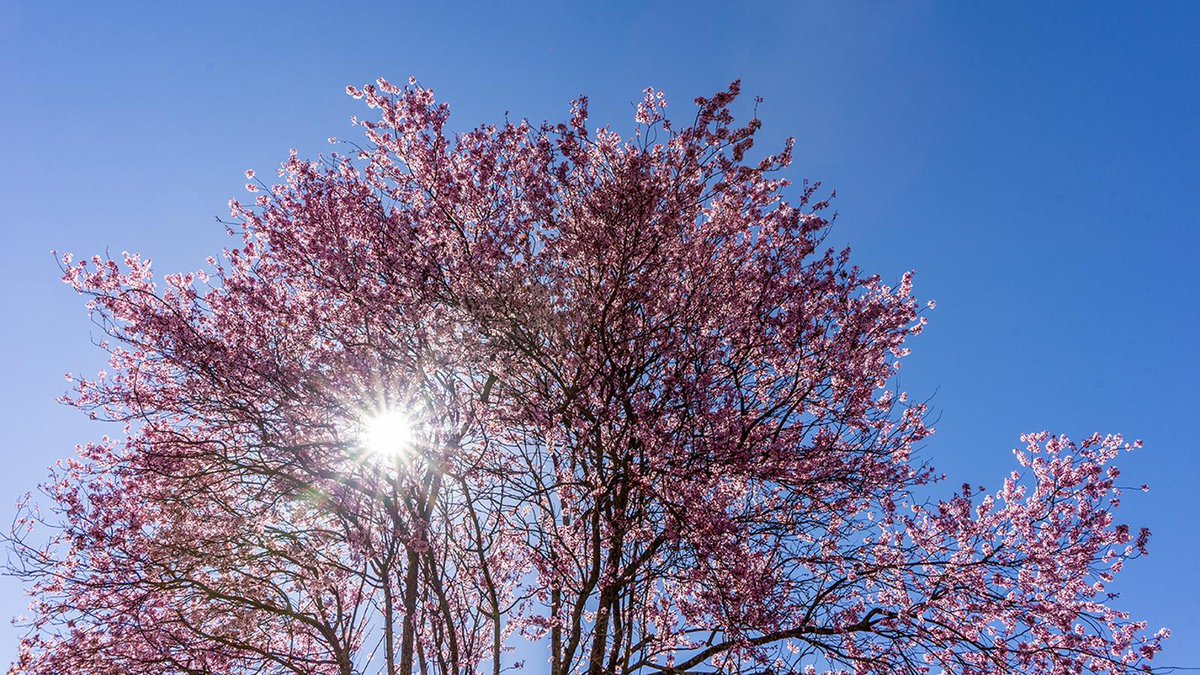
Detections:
[2, 1, 1197, 670]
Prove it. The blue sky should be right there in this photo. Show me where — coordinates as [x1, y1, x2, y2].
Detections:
[2, 1, 1197, 669]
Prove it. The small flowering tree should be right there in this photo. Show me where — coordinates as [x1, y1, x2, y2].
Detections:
[7, 79, 1167, 674]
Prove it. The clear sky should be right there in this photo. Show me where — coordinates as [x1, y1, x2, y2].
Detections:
[2, 1, 1197, 669]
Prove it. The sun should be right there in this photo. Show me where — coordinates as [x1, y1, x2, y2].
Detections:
[360, 409, 415, 458]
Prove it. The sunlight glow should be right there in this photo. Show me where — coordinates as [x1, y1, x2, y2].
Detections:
[360, 409, 415, 458]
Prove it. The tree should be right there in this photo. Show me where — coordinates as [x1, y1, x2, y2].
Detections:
[7, 79, 1167, 674]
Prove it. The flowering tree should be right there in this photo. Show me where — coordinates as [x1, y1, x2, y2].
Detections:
[7, 79, 1167, 674]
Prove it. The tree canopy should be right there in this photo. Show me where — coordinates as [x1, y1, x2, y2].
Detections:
[7, 79, 1166, 674]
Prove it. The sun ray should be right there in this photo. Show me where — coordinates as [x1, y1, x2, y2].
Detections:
[360, 409, 414, 458]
